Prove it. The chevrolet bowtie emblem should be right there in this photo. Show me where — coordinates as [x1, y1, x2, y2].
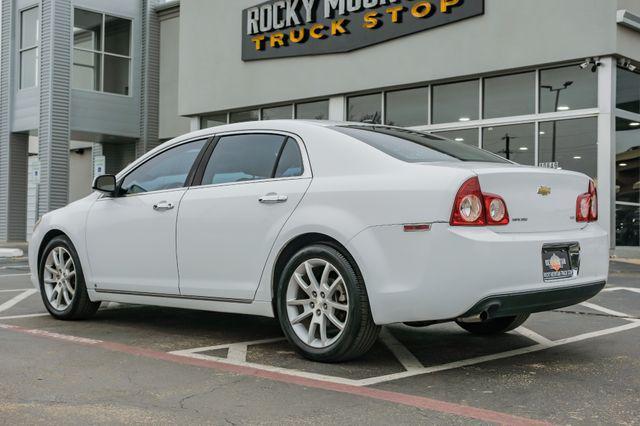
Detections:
[537, 186, 551, 196]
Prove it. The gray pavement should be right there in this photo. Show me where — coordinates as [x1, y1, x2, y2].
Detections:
[0, 258, 638, 425]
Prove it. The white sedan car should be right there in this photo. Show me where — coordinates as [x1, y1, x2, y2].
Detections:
[29, 121, 609, 362]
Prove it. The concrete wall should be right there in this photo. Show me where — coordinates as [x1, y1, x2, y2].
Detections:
[68, 147, 93, 202]
[178, 0, 620, 116]
[159, 7, 190, 139]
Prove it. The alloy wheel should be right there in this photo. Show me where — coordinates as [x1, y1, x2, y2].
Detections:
[285, 258, 350, 349]
[43, 246, 77, 311]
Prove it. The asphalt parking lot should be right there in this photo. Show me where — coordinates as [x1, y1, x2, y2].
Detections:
[1, 257, 639, 425]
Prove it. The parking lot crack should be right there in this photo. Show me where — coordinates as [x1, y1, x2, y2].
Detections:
[552, 309, 639, 320]
[178, 377, 247, 413]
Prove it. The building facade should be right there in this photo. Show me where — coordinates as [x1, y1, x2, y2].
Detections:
[0, 0, 639, 256]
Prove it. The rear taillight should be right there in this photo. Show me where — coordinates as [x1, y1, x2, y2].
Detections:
[450, 177, 509, 226]
[576, 180, 598, 223]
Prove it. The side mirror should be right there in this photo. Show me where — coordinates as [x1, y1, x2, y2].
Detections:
[92, 175, 117, 197]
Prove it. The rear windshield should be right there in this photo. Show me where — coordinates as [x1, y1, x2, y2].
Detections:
[333, 126, 510, 164]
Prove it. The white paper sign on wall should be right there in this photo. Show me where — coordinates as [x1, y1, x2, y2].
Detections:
[94, 156, 106, 178]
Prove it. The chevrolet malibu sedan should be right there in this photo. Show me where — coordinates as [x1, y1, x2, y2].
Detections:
[29, 120, 609, 362]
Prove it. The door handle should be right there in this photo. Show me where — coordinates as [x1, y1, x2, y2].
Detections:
[258, 193, 288, 204]
[153, 201, 175, 211]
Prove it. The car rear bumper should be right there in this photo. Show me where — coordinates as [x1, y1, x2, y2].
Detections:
[460, 280, 606, 319]
[348, 222, 609, 325]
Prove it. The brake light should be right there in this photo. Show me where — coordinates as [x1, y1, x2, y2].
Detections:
[576, 181, 598, 222]
[450, 177, 509, 226]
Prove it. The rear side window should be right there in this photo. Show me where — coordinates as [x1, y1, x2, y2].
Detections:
[333, 126, 509, 164]
[120, 139, 207, 195]
[275, 138, 303, 178]
[202, 134, 303, 186]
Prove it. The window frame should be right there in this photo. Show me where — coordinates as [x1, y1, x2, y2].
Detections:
[191, 130, 312, 190]
[113, 136, 213, 198]
[18, 5, 40, 90]
[72, 7, 133, 97]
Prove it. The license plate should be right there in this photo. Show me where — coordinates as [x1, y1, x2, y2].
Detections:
[541, 246, 574, 282]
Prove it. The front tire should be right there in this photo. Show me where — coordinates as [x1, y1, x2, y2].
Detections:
[39, 236, 100, 320]
[276, 244, 380, 362]
[455, 314, 530, 335]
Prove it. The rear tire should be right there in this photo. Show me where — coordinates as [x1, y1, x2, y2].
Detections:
[39, 235, 100, 320]
[276, 244, 380, 362]
[455, 314, 530, 335]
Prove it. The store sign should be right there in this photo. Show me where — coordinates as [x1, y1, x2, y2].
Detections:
[242, 0, 484, 61]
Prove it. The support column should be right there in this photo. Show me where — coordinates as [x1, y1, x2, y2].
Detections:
[0, 0, 29, 242]
[597, 57, 617, 252]
[329, 96, 346, 121]
[38, 0, 72, 216]
[137, 0, 161, 158]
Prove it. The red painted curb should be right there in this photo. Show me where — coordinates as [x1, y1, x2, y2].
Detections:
[1, 323, 551, 426]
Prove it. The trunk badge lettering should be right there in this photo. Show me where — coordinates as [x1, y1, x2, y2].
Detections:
[537, 186, 551, 196]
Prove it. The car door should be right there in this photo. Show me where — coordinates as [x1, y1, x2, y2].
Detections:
[85, 138, 208, 295]
[177, 132, 312, 301]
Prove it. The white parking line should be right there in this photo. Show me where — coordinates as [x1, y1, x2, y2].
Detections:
[170, 300, 640, 387]
[0, 273, 31, 278]
[580, 302, 635, 319]
[0, 288, 32, 293]
[516, 326, 554, 346]
[603, 286, 640, 294]
[0, 313, 49, 321]
[379, 328, 423, 371]
[0, 289, 38, 313]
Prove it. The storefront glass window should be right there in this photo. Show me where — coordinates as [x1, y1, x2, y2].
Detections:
[431, 128, 479, 147]
[229, 109, 259, 123]
[385, 87, 428, 127]
[483, 72, 535, 119]
[616, 117, 640, 247]
[347, 93, 382, 124]
[262, 105, 293, 120]
[296, 100, 329, 120]
[482, 123, 535, 165]
[538, 118, 597, 178]
[539, 65, 597, 113]
[19, 6, 39, 89]
[201, 113, 227, 128]
[617, 67, 640, 114]
[432, 80, 479, 124]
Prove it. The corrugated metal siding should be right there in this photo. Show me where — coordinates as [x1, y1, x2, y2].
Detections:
[137, 0, 161, 157]
[37, 0, 72, 215]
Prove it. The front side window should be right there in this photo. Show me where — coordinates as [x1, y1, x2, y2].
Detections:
[120, 139, 207, 195]
[202, 134, 303, 185]
[334, 126, 509, 164]
[73, 9, 132, 95]
[19, 6, 39, 89]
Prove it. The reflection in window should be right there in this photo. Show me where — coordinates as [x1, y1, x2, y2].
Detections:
[73, 9, 132, 95]
[296, 100, 329, 120]
[348, 93, 382, 124]
[616, 117, 640, 203]
[19, 6, 39, 89]
[482, 124, 535, 165]
[539, 65, 597, 113]
[484, 72, 535, 119]
[385, 87, 428, 127]
[616, 204, 639, 247]
[617, 67, 640, 114]
[120, 139, 207, 195]
[538, 118, 597, 178]
[201, 113, 227, 128]
[202, 134, 287, 185]
[431, 128, 479, 147]
[229, 109, 259, 123]
[262, 105, 292, 120]
[432, 80, 479, 124]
